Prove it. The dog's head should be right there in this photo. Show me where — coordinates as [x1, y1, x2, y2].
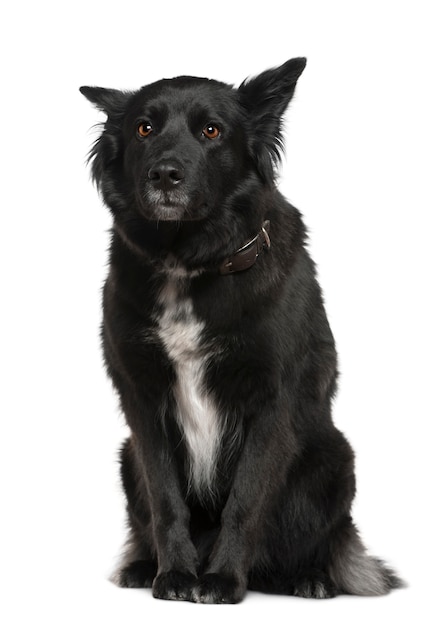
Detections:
[81, 59, 305, 228]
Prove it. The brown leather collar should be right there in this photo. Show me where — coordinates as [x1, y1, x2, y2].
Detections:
[219, 220, 271, 275]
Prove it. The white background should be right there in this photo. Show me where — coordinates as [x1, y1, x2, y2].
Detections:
[1, 1, 443, 624]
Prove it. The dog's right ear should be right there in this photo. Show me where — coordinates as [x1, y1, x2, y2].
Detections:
[80, 87, 132, 191]
[79, 86, 131, 117]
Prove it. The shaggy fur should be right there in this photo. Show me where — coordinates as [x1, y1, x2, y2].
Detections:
[81, 58, 402, 603]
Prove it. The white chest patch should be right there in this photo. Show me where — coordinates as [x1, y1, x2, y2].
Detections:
[156, 275, 221, 497]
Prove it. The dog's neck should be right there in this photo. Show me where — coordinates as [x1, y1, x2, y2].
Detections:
[113, 219, 271, 276]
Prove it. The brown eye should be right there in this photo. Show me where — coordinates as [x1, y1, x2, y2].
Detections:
[137, 122, 153, 138]
[202, 124, 221, 140]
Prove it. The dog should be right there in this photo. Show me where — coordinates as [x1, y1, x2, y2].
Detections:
[80, 58, 402, 603]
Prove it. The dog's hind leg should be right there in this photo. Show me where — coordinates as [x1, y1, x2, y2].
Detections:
[117, 558, 157, 588]
[248, 538, 340, 599]
[293, 570, 338, 599]
[249, 518, 401, 599]
[248, 428, 403, 598]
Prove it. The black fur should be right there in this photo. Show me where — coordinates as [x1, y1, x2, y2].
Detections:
[81, 59, 402, 603]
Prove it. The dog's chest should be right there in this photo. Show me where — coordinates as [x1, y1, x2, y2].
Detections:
[156, 275, 221, 497]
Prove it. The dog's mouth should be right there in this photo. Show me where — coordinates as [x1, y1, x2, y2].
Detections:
[138, 186, 207, 222]
[151, 203, 190, 221]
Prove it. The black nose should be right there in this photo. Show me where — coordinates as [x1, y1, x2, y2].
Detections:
[148, 161, 185, 190]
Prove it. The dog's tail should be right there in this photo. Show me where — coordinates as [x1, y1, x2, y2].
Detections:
[329, 520, 405, 595]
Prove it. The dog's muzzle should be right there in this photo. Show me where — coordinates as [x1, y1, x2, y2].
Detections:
[140, 158, 191, 220]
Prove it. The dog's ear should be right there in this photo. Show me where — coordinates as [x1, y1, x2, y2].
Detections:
[80, 87, 132, 191]
[79, 86, 131, 117]
[238, 58, 306, 183]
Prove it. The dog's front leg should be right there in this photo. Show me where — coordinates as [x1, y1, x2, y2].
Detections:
[191, 404, 295, 604]
[129, 413, 199, 601]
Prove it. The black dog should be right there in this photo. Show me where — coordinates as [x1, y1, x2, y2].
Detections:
[81, 59, 402, 603]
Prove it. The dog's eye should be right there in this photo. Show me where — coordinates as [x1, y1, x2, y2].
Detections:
[202, 124, 221, 140]
[137, 122, 153, 138]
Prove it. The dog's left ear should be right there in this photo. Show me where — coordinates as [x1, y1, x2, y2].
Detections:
[238, 58, 306, 183]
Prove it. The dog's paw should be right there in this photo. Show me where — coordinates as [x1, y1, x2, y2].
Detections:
[293, 571, 337, 599]
[190, 573, 246, 604]
[117, 560, 157, 588]
[152, 570, 196, 601]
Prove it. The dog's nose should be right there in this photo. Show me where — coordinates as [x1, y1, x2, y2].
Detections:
[148, 161, 185, 189]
